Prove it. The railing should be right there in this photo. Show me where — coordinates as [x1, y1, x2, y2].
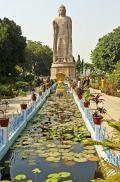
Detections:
[0, 128, 3, 147]
[72, 89, 120, 167]
[0, 83, 56, 153]
[9, 112, 25, 136]
[26, 103, 34, 117]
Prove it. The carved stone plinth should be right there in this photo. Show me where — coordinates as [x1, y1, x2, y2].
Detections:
[51, 62, 75, 79]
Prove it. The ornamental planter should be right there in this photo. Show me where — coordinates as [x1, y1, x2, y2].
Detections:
[78, 94, 82, 100]
[32, 94, 36, 101]
[106, 91, 110, 95]
[0, 110, 9, 127]
[93, 116, 102, 125]
[84, 101, 90, 108]
[20, 103, 27, 110]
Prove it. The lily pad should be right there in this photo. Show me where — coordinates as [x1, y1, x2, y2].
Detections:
[28, 160, 36, 166]
[87, 156, 99, 161]
[46, 157, 60, 162]
[48, 152, 60, 157]
[47, 143, 56, 148]
[47, 173, 59, 178]
[58, 145, 71, 149]
[45, 179, 58, 182]
[74, 157, 87, 163]
[58, 172, 71, 178]
[64, 160, 76, 166]
[32, 168, 41, 174]
[14, 174, 26, 180]
[83, 150, 96, 154]
[84, 146, 95, 150]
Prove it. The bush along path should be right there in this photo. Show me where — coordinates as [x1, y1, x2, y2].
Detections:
[0, 92, 101, 182]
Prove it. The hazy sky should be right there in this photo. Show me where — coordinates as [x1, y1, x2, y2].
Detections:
[0, 0, 120, 62]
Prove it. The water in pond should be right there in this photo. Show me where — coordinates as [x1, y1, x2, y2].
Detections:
[0, 92, 100, 182]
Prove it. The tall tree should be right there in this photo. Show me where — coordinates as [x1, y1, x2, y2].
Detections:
[76, 54, 81, 76]
[24, 40, 53, 76]
[0, 18, 26, 80]
[84, 62, 92, 76]
[81, 59, 84, 75]
[91, 26, 120, 73]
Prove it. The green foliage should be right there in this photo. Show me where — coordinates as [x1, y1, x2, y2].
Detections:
[91, 172, 120, 182]
[75, 54, 81, 76]
[24, 74, 34, 83]
[83, 89, 91, 101]
[104, 119, 120, 132]
[0, 84, 17, 97]
[0, 18, 26, 81]
[109, 62, 120, 90]
[83, 138, 120, 151]
[18, 89, 27, 97]
[15, 81, 29, 90]
[24, 40, 53, 76]
[91, 26, 120, 73]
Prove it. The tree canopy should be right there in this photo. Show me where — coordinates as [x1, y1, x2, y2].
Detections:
[0, 18, 26, 80]
[24, 40, 53, 77]
[91, 26, 120, 73]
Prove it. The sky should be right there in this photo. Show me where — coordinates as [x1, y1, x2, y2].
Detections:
[0, 0, 120, 62]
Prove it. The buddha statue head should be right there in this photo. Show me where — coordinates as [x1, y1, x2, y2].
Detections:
[58, 5, 66, 17]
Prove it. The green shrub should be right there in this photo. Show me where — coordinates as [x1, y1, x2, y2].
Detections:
[25, 74, 34, 83]
[15, 81, 29, 90]
[18, 89, 27, 97]
[0, 84, 16, 97]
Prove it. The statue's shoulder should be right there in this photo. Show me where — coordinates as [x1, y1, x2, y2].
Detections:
[66, 16, 72, 21]
[53, 16, 59, 21]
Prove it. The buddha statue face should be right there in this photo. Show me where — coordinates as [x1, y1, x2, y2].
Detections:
[59, 5, 66, 17]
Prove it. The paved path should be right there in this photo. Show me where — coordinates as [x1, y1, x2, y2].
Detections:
[90, 88, 120, 121]
[90, 88, 120, 144]
[0, 94, 32, 121]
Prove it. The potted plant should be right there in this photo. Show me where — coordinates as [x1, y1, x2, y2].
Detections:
[31, 93, 37, 101]
[83, 89, 91, 107]
[71, 81, 77, 90]
[91, 93, 106, 124]
[20, 103, 27, 110]
[37, 88, 42, 96]
[91, 93, 103, 106]
[76, 86, 84, 99]
[93, 107, 106, 125]
[0, 110, 9, 127]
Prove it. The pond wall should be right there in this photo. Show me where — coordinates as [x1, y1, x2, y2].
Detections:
[0, 83, 56, 161]
[70, 86, 120, 176]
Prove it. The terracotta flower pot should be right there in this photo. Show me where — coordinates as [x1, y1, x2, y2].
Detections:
[20, 103, 27, 110]
[78, 94, 82, 100]
[0, 118, 9, 127]
[84, 101, 90, 108]
[93, 116, 102, 125]
[106, 91, 110, 95]
[0, 110, 9, 127]
[32, 94, 36, 101]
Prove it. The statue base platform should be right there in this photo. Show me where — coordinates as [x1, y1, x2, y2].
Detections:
[51, 62, 75, 79]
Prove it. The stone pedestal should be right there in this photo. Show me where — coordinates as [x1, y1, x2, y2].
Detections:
[51, 62, 75, 79]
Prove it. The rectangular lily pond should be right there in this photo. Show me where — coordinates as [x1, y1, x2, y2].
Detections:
[0, 92, 101, 182]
